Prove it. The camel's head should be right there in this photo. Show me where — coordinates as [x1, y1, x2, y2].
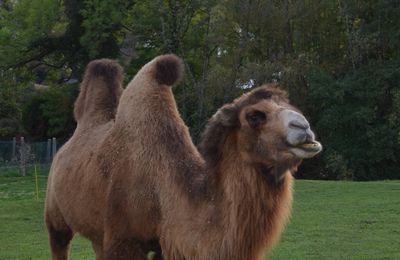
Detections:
[236, 85, 322, 161]
[200, 84, 322, 180]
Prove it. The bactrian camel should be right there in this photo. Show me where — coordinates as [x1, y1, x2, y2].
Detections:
[45, 54, 322, 260]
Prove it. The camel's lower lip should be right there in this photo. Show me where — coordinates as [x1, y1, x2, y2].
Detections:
[296, 141, 322, 153]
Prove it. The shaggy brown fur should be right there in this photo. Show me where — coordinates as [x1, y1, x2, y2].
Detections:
[45, 54, 315, 260]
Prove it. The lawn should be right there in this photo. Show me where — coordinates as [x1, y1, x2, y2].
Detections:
[0, 168, 399, 259]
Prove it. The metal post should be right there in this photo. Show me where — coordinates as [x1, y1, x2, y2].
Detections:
[20, 136, 26, 176]
[46, 139, 51, 163]
[12, 137, 16, 160]
[52, 137, 57, 159]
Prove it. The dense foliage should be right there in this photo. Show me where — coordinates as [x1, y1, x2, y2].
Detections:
[0, 0, 399, 180]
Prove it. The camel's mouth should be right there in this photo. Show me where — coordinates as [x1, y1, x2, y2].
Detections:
[289, 141, 322, 159]
[297, 141, 322, 152]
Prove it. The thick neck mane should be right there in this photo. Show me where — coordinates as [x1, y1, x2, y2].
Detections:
[219, 151, 293, 259]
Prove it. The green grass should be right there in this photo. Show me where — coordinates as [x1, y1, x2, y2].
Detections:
[0, 169, 399, 259]
[270, 180, 400, 259]
[0, 167, 93, 259]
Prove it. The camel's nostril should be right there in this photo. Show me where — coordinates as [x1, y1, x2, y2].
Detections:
[289, 120, 309, 130]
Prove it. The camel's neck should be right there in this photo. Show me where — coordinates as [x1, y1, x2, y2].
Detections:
[200, 136, 293, 259]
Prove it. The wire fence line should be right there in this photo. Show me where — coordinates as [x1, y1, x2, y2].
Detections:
[0, 137, 60, 175]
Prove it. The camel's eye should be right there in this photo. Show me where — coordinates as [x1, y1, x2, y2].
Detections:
[246, 110, 267, 128]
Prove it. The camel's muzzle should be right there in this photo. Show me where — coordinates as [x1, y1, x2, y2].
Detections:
[279, 109, 323, 159]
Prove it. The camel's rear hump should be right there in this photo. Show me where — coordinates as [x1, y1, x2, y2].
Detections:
[74, 59, 123, 125]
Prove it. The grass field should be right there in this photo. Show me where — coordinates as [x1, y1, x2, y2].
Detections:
[0, 168, 399, 259]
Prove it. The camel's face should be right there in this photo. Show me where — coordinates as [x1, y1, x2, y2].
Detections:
[237, 89, 322, 164]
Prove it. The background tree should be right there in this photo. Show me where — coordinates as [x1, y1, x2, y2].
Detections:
[0, 0, 399, 180]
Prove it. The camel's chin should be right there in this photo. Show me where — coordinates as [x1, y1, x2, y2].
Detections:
[289, 141, 322, 159]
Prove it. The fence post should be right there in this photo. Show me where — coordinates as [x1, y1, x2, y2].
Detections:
[52, 137, 57, 159]
[46, 139, 51, 163]
[34, 165, 39, 200]
[12, 137, 16, 161]
[20, 136, 26, 176]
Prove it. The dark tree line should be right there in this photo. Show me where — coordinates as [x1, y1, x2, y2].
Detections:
[1, 0, 399, 180]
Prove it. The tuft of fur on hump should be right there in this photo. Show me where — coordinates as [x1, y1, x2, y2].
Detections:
[154, 54, 184, 86]
[74, 59, 123, 124]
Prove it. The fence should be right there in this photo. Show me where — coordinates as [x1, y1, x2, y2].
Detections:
[0, 137, 60, 175]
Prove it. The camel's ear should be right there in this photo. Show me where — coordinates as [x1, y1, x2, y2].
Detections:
[218, 104, 239, 127]
[246, 110, 266, 128]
